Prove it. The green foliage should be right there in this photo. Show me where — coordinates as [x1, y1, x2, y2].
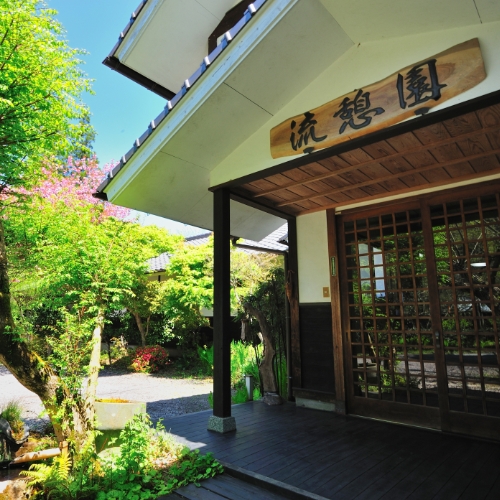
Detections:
[161, 449, 223, 492]
[23, 432, 101, 500]
[7, 189, 180, 322]
[199, 342, 261, 405]
[23, 414, 223, 499]
[0, 400, 24, 438]
[197, 341, 261, 387]
[22, 453, 72, 498]
[4, 165, 180, 437]
[231, 386, 248, 405]
[231, 341, 262, 404]
[0, 400, 22, 425]
[158, 241, 214, 349]
[241, 265, 288, 397]
[197, 345, 214, 376]
[155, 240, 279, 353]
[230, 341, 260, 388]
[0, 0, 92, 193]
[253, 387, 262, 400]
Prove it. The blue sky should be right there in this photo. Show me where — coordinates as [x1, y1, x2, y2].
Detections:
[49, 0, 203, 236]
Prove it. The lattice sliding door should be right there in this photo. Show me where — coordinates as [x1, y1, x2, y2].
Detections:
[343, 208, 440, 414]
[430, 193, 500, 420]
[339, 185, 500, 438]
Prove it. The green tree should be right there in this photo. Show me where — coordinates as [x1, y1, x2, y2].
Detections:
[5, 169, 180, 439]
[0, 1, 92, 441]
[158, 240, 214, 348]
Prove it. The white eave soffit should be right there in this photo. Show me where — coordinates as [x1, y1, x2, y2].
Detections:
[112, 0, 500, 95]
[115, 0, 243, 94]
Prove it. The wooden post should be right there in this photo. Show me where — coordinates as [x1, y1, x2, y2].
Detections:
[287, 217, 302, 391]
[327, 209, 346, 414]
[208, 188, 236, 433]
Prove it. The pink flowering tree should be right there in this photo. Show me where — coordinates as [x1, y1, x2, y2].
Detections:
[22, 156, 130, 220]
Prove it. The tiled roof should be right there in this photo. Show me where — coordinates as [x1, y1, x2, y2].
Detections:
[238, 223, 288, 252]
[94, 0, 267, 200]
[147, 252, 170, 273]
[185, 232, 213, 246]
[147, 224, 287, 272]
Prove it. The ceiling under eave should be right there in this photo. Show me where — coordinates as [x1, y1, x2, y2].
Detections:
[112, 0, 500, 95]
[232, 101, 500, 215]
[103, 0, 353, 240]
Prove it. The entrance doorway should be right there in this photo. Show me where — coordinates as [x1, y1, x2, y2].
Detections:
[338, 183, 500, 440]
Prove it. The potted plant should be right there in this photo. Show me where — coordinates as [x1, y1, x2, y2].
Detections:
[95, 398, 146, 431]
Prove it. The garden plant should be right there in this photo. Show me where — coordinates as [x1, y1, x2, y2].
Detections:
[22, 413, 223, 499]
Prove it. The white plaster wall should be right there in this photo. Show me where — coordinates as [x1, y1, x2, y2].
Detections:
[297, 211, 330, 303]
[211, 19, 500, 187]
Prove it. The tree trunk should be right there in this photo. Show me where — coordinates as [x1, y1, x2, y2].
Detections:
[132, 311, 146, 347]
[0, 220, 65, 441]
[244, 303, 278, 394]
[84, 308, 105, 428]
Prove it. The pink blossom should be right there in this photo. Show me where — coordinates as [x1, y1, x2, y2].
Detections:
[16, 157, 130, 220]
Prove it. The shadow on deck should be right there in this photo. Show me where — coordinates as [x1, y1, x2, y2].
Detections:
[161, 401, 500, 500]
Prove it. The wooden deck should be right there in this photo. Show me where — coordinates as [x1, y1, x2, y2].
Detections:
[160, 401, 500, 499]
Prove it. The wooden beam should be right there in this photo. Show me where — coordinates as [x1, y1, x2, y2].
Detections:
[296, 168, 500, 216]
[229, 192, 295, 220]
[254, 123, 500, 198]
[213, 188, 232, 418]
[420, 201, 451, 432]
[275, 147, 500, 207]
[287, 218, 301, 389]
[326, 209, 346, 414]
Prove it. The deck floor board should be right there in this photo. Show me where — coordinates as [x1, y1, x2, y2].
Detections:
[160, 401, 500, 500]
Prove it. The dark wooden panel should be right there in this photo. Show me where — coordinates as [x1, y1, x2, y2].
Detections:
[299, 303, 335, 394]
[287, 219, 301, 388]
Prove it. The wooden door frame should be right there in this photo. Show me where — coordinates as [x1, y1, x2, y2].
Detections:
[327, 209, 346, 414]
[333, 179, 500, 436]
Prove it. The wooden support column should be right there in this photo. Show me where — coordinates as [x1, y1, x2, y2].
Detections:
[326, 209, 346, 414]
[287, 217, 302, 390]
[208, 188, 236, 433]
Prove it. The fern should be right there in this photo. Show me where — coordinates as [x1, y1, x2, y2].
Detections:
[22, 453, 72, 497]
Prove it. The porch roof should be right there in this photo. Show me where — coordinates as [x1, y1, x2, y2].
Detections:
[160, 401, 500, 499]
[97, 0, 500, 239]
[230, 95, 500, 216]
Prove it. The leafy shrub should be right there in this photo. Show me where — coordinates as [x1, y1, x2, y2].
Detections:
[253, 387, 262, 400]
[230, 341, 261, 388]
[197, 345, 214, 376]
[130, 345, 169, 373]
[0, 400, 25, 440]
[231, 386, 248, 404]
[202, 341, 262, 405]
[23, 414, 224, 499]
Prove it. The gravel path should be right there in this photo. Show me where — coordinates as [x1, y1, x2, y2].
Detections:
[0, 365, 213, 431]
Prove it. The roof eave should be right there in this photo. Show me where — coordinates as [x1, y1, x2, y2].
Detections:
[103, 55, 175, 100]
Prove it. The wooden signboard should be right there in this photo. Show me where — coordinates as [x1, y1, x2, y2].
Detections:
[270, 38, 486, 159]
